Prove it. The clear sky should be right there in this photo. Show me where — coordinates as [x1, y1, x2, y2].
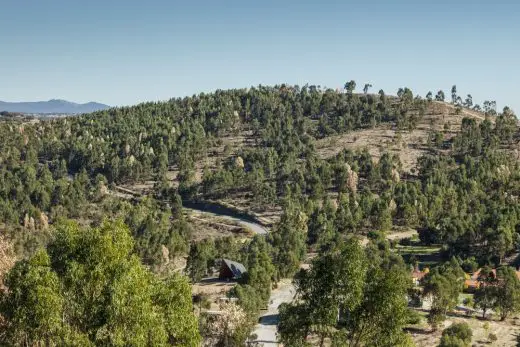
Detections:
[1, 0, 518, 112]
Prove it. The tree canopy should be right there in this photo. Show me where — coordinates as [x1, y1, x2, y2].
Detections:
[0, 220, 200, 346]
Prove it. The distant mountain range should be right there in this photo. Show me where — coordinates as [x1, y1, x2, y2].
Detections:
[0, 99, 110, 114]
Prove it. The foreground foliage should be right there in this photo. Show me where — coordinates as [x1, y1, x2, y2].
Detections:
[0, 220, 200, 346]
[278, 238, 412, 347]
[439, 322, 472, 347]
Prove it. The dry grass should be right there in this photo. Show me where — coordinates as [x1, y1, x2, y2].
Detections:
[316, 102, 488, 173]
[187, 210, 253, 241]
[411, 314, 520, 347]
[192, 278, 238, 312]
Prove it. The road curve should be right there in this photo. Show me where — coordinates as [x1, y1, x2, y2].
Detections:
[185, 208, 268, 235]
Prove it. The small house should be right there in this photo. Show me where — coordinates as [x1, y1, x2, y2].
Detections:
[219, 259, 247, 280]
[464, 268, 497, 292]
[411, 266, 429, 286]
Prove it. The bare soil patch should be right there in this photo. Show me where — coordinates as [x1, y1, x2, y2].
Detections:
[411, 314, 520, 347]
[316, 103, 488, 173]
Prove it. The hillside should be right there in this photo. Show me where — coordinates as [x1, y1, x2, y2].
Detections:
[0, 84, 519, 346]
[0, 99, 110, 114]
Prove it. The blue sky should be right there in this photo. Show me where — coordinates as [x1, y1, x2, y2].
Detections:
[1, 0, 519, 112]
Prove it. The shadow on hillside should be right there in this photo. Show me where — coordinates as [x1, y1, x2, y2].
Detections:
[198, 277, 236, 285]
[404, 327, 433, 335]
[259, 314, 279, 326]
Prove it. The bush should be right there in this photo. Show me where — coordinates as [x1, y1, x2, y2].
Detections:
[193, 294, 212, 310]
[483, 322, 490, 331]
[460, 257, 478, 274]
[408, 288, 423, 307]
[439, 322, 472, 347]
[406, 309, 423, 325]
[399, 237, 413, 246]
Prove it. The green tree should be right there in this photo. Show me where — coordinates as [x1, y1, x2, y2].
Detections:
[423, 262, 464, 330]
[279, 239, 411, 347]
[464, 94, 473, 108]
[0, 250, 70, 346]
[474, 267, 497, 319]
[494, 266, 520, 320]
[0, 220, 200, 347]
[439, 322, 472, 347]
[186, 239, 215, 282]
[451, 85, 458, 104]
[271, 205, 308, 278]
[345, 80, 357, 94]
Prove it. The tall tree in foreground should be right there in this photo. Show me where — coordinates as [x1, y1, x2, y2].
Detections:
[0, 220, 200, 347]
[278, 239, 412, 347]
[422, 261, 464, 330]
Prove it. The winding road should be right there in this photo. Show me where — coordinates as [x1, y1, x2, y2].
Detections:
[186, 208, 268, 235]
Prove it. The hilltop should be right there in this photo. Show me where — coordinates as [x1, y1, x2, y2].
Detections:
[117, 93, 500, 225]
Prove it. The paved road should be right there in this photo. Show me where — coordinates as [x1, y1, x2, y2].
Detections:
[251, 281, 295, 346]
[186, 208, 268, 235]
[110, 186, 269, 235]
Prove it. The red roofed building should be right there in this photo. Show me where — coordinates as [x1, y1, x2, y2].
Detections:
[411, 266, 429, 286]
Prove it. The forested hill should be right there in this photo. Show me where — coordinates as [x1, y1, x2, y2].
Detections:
[0, 83, 519, 346]
[0, 84, 517, 256]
